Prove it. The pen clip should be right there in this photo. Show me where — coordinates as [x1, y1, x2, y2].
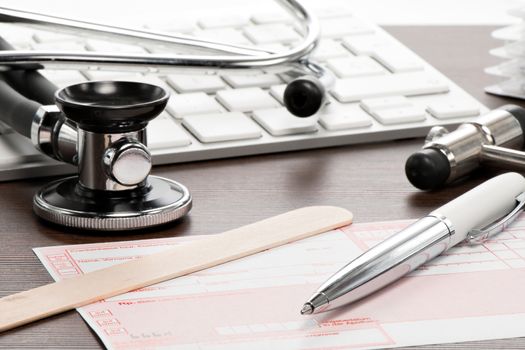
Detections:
[467, 192, 525, 244]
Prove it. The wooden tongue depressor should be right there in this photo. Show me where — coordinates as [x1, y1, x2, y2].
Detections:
[0, 206, 352, 332]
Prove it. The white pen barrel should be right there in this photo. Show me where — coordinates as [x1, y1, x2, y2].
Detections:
[432, 172, 525, 246]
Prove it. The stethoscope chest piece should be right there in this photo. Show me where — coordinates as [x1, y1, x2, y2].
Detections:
[32, 81, 192, 230]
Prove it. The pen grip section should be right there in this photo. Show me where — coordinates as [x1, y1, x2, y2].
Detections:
[325, 216, 451, 310]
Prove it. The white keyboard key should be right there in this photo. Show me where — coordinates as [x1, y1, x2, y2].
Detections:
[193, 28, 251, 46]
[269, 84, 286, 104]
[198, 15, 249, 29]
[144, 20, 196, 34]
[257, 43, 289, 52]
[216, 87, 280, 112]
[147, 113, 191, 149]
[32, 31, 77, 43]
[372, 49, 424, 73]
[10, 42, 32, 50]
[360, 96, 412, 112]
[320, 18, 374, 38]
[85, 40, 147, 53]
[371, 106, 426, 125]
[342, 35, 394, 56]
[253, 108, 318, 136]
[39, 70, 87, 87]
[326, 56, 387, 78]
[32, 42, 87, 51]
[82, 70, 141, 81]
[0, 24, 34, 45]
[312, 39, 351, 61]
[0, 134, 43, 165]
[318, 104, 372, 131]
[251, 12, 291, 24]
[244, 24, 300, 44]
[167, 92, 223, 119]
[222, 73, 282, 88]
[427, 101, 481, 119]
[182, 112, 261, 143]
[166, 74, 226, 93]
[145, 45, 185, 54]
[315, 7, 354, 19]
[331, 73, 449, 102]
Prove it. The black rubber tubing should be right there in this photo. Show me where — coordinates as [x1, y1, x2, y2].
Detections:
[0, 79, 40, 138]
[0, 37, 59, 138]
[0, 37, 57, 105]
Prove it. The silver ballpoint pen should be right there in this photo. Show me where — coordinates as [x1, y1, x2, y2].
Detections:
[301, 172, 525, 315]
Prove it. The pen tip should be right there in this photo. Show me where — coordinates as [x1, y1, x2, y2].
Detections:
[300, 303, 314, 315]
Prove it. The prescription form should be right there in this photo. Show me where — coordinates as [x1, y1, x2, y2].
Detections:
[34, 216, 525, 350]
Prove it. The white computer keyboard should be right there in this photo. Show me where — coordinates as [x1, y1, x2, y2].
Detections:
[0, 1, 487, 181]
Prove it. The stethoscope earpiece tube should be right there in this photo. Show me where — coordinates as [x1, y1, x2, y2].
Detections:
[0, 79, 41, 138]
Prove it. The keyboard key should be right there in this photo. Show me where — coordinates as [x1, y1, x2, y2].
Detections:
[0, 134, 43, 165]
[320, 18, 374, 38]
[312, 39, 351, 61]
[222, 73, 282, 88]
[182, 112, 261, 143]
[0, 24, 34, 45]
[244, 24, 301, 44]
[269, 84, 286, 104]
[251, 12, 291, 24]
[166, 74, 226, 93]
[85, 40, 147, 54]
[331, 73, 449, 102]
[342, 35, 393, 56]
[326, 56, 387, 78]
[32, 32, 77, 43]
[216, 87, 280, 112]
[146, 45, 185, 54]
[370, 106, 426, 125]
[147, 113, 191, 149]
[83, 70, 142, 81]
[314, 7, 354, 19]
[193, 28, 251, 46]
[372, 49, 424, 73]
[144, 19, 196, 33]
[253, 108, 318, 136]
[39, 70, 87, 88]
[360, 96, 412, 112]
[32, 42, 87, 51]
[167, 92, 223, 119]
[318, 104, 372, 131]
[198, 15, 249, 29]
[427, 101, 481, 119]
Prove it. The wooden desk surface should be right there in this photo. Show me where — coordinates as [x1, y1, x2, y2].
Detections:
[1, 26, 524, 349]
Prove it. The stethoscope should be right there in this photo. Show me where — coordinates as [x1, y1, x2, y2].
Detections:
[0, 0, 333, 231]
[0, 0, 334, 117]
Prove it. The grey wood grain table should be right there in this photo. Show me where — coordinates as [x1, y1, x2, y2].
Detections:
[1, 26, 525, 349]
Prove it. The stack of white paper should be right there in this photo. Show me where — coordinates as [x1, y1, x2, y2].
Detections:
[486, 5, 525, 98]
